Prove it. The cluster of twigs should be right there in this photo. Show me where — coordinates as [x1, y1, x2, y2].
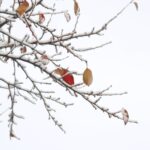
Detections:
[0, 0, 137, 139]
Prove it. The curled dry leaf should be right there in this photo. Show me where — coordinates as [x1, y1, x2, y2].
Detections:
[39, 13, 45, 24]
[133, 1, 138, 11]
[20, 46, 27, 53]
[10, 132, 20, 140]
[54, 68, 65, 76]
[74, 0, 80, 16]
[83, 68, 93, 86]
[16, 0, 29, 16]
[121, 108, 129, 125]
[64, 11, 71, 22]
[54, 68, 74, 85]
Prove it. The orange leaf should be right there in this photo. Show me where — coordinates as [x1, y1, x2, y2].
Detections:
[83, 68, 93, 86]
[16, 0, 29, 16]
[74, 0, 80, 16]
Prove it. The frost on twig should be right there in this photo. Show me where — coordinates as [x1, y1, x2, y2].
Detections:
[0, 0, 138, 139]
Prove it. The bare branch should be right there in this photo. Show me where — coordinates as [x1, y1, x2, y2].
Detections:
[0, 0, 138, 138]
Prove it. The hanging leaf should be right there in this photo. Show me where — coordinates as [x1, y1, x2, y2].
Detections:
[133, 1, 138, 11]
[64, 11, 71, 22]
[54, 68, 74, 85]
[121, 108, 129, 125]
[16, 0, 29, 16]
[20, 46, 27, 53]
[74, 0, 80, 16]
[39, 13, 45, 24]
[83, 68, 93, 86]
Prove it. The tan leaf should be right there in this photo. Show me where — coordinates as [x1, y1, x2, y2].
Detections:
[133, 1, 138, 11]
[74, 0, 80, 16]
[121, 108, 129, 125]
[54, 68, 65, 76]
[16, 0, 29, 16]
[83, 68, 93, 86]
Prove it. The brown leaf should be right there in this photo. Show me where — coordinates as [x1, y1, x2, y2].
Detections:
[20, 46, 27, 53]
[54, 68, 66, 76]
[16, 0, 29, 16]
[121, 108, 129, 125]
[83, 68, 93, 86]
[74, 0, 80, 16]
[133, 1, 138, 11]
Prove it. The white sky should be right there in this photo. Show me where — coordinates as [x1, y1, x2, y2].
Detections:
[0, 0, 150, 149]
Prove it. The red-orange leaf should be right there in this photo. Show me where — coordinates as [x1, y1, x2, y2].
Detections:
[62, 70, 74, 85]
[16, 0, 29, 16]
[54, 68, 74, 85]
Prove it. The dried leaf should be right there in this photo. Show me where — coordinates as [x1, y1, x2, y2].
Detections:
[10, 132, 20, 140]
[74, 0, 80, 16]
[83, 68, 93, 86]
[121, 108, 129, 125]
[39, 13, 45, 24]
[54, 68, 66, 76]
[133, 1, 138, 11]
[64, 11, 71, 22]
[54, 68, 74, 85]
[16, 0, 29, 16]
[20, 46, 27, 53]
[40, 54, 49, 65]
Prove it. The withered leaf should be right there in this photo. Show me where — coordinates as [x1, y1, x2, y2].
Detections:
[74, 0, 80, 16]
[16, 0, 29, 16]
[121, 108, 129, 125]
[54, 68, 74, 85]
[83, 68, 93, 86]
[133, 1, 138, 11]
[54, 68, 65, 76]
[64, 11, 71, 22]
[39, 13, 45, 24]
[20, 46, 27, 53]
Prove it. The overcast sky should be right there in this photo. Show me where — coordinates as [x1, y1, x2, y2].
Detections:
[0, 0, 150, 150]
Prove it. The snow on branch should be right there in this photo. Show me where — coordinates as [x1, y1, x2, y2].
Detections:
[0, 0, 138, 139]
